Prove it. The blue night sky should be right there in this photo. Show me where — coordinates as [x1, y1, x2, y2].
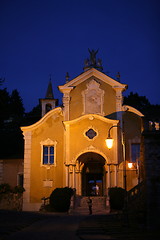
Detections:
[0, 0, 160, 112]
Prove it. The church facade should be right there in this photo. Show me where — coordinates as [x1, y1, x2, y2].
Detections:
[21, 51, 143, 211]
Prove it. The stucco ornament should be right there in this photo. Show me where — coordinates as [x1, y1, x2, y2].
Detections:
[82, 79, 104, 115]
[40, 138, 55, 146]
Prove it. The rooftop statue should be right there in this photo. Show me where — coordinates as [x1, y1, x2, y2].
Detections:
[84, 49, 103, 71]
[88, 48, 99, 66]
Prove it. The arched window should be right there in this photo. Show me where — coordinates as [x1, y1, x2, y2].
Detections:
[45, 103, 52, 113]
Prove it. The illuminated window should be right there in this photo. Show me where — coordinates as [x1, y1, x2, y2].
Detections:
[131, 143, 140, 162]
[43, 146, 54, 165]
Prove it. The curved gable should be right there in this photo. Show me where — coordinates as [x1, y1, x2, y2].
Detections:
[122, 105, 144, 117]
[21, 107, 63, 132]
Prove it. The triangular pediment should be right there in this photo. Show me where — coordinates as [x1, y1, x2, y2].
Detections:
[58, 68, 127, 93]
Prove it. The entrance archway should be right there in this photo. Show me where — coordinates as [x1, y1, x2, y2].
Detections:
[77, 152, 106, 196]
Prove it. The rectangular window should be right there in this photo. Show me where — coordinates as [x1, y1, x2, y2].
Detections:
[17, 173, 24, 187]
[131, 143, 140, 162]
[43, 146, 54, 165]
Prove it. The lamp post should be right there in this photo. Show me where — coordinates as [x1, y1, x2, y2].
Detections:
[106, 125, 129, 225]
[105, 125, 127, 191]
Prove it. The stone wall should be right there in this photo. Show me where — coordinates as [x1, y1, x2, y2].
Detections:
[0, 193, 23, 211]
[142, 120, 160, 229]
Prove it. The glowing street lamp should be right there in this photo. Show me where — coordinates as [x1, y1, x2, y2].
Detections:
[127, 161, 140, 184]
[105, 125, 117, 150]
[128, 162, 133, 169]
[105, 137, 114, 149]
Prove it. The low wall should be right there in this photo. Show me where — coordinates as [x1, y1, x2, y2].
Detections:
[0, 193, 23, 211]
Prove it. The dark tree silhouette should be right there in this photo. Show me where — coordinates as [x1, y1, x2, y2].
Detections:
[10, 89, 25, 119]
[123, 92, 150, 113]
[0, 78, 5, 86]
[0, 88, 25, 158]
[124, 92, 160, 121]
[0, 88, 10, 125]
[23, 104, 41, 126]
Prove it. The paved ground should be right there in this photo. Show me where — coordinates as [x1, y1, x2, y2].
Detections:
[0, 210, 83, 240]
[0, 210, 160, 240]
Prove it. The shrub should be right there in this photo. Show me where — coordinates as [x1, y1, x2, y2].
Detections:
[13, 185, 25, 194]
[0, 183, 11, 194]
[109, 187, 126, 210]
[50, 187, 73, 212]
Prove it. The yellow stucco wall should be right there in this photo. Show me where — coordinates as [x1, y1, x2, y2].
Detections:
[67, 117, 115, 163]
[28, 111, 64, 203]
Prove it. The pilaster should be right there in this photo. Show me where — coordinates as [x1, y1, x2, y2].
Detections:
[22, 131, 32, 211]
[113, 86, 123, 124]
[63, 92, 70, 121]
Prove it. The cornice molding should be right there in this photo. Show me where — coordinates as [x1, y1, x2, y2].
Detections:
[63, 114, 119, 126]
[58, 68, 127, 91]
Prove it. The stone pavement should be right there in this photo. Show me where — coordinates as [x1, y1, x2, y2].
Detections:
[0, 210, 52, 239]
[0, 210, 160, 240]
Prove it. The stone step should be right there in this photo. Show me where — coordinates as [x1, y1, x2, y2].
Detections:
[79, 197, 106, 207]
[71, 196, 110, 215]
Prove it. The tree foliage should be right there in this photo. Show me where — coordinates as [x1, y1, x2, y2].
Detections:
[0, 88, 10, 124]
[124, 92, 160, 121]
[23, 104, 41, 126]
[0, 88, 24, 125]
[0, 78, 5, 86]
[0, 87, 25, 158]
[10, 89, 25, 118]
[123, 92, 150, 113]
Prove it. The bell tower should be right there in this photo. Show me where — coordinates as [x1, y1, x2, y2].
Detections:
[40, 79, 58, 117]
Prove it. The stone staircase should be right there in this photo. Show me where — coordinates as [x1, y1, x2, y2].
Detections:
[70, 196, 110, 215]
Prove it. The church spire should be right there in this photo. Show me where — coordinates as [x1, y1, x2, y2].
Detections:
[40, 76, 58, 117]
[45, 78, 54, 99]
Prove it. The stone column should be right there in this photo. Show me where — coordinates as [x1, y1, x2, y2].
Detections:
[68, 165, 73, 188]
[78, 171, 82, 195]
[73, 165, 76, 189]
[114, 164, 118, 186]
[107, 164, 111, 189]
[65, 165, 69, 187]
[75, 163, 81, 195]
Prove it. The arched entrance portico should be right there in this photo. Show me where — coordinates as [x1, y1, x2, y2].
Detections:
[77, 152, 106, 196]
